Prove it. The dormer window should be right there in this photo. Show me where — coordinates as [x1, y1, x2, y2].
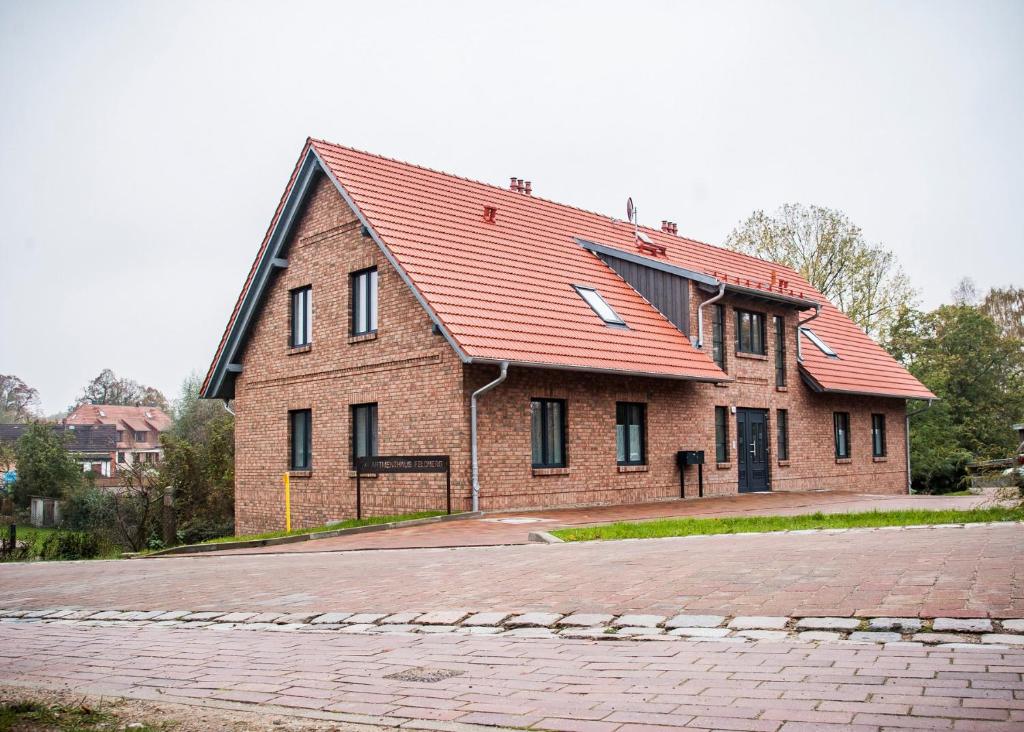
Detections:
[802, 327, 838, 358]
[574, 285, 626, 326]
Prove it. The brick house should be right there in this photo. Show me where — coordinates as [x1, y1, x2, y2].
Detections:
[63, 404, 172, 477]
[0, 423, 117, 478]
[202, 139, 935, 533]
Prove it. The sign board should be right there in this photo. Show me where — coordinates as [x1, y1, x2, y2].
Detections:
[354, 455, 449, 474]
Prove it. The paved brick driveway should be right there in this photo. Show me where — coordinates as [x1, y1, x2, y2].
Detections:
[2, 523, 1021, 618]
[4, 621, 1023, 731]
[214, 491, 992, 554]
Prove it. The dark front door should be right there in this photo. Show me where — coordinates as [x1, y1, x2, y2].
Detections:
[737, 408, 770, 492]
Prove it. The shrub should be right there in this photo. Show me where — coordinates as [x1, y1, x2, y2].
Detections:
[36, 530, 101, 560]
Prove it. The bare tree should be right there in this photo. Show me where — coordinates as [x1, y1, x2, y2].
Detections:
[0, 374, 41, 423]
[111, 462, 167, 552]
[74, 369, 168, 411]
[725, 204, 916, 343]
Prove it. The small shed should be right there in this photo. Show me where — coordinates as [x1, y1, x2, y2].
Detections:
[29, 496, 61, 528]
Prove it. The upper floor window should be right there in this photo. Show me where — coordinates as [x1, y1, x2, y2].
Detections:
[715, 406, 729, 463]
[834, 412, 851, 459]
[351, 268, 378, 336]
[711, 304, 726, 370]
[290, 286, 312, 347]
[531, 398, 566, 468]
[616, 402, 646, 466]
[774, 315, 786, 386]
[872, 413, 887, 457]
[134, 430, 147, 442]
[574, 285, 626, 326]
[351, 403, 378, 465]
[289, 409, 312, 471]
[735, 309, 765, 355]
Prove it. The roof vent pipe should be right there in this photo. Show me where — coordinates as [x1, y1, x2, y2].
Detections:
[796, 304, 822, 362]
[694, 283, 726, 349]
[470, 361, 509, 513]
[509, 177, 517, 191]
[524, 181, 532, 195]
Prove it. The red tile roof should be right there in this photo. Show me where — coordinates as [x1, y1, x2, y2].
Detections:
[65, 404, 172, 433]
[203, 139, 934, 401]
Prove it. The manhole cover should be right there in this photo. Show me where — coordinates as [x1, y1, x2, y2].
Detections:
[385, 667, 465, 683]
[481, 517, 553, 524]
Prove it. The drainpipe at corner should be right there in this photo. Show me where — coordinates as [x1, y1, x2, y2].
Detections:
[905, 399, 933, 494]
[693, 283, 726, 348]
[795, 304, 822, 362]
[222, 399, 235, 416]
[470, 362, 509, 513]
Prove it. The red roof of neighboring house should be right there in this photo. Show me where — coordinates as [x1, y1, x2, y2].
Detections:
[202, 139, 934, 401]
[65, 404, 172, 433]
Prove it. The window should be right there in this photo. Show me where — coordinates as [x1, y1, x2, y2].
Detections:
[735, 309, 766, 354]
[531, 399, 566, 468]
[574, 285, 626, 326]
[290, 286, 312, 347]
[715, 406, 729, 463]
[834, 412, 851, 459]
[774, 315, 786, 386]
[777, 409, 789, 461]
[351, 403, 378, 465]
[134, 431, 147, 442]
[616, 402, 646, 465]
[872, 413, 887, 457]
[351, 268, 378, 336]
[712, 304, 726, 370]
[117, 430, 124, 442]
[802, 327, 838, 358]
[289, 409, 312, 471]
[117, 451, 125, 463]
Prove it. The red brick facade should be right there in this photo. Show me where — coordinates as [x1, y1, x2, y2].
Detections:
[233, 177, 908, 533]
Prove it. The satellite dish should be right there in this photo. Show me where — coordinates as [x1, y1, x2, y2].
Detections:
[626, 197, 634, 224]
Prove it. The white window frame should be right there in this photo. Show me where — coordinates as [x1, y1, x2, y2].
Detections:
[573, 285, 626, 326]
[801, 327, 838, 358]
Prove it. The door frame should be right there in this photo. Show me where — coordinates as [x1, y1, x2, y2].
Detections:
[736, 407, 772, 493]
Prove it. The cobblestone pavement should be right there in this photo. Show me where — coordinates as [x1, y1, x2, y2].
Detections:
[215, 491, 992, 553]
[4, 620, 1023, 731]
[2, 523, 1021, 618]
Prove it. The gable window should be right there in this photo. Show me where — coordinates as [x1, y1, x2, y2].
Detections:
[351, 268, 378, 336]
[712, 304, 726, 370]
[574, 285, 626, 326]
[351, 403, 378, 465]
[872, 413, 887, 457]
[290, 286, 312, 347]
[735, 309, 765, 355]
[802, 327, 838, 358]
[616, 402, 646, 466]
[715, 406, 729, 463]
[531, 398, 566, 468]
[777, 409, 789, 461]
[774, 315, 786, 386]
[134, 431, 147, 442]
[289, 409, 312, 471]
[834, 412, 851, 459]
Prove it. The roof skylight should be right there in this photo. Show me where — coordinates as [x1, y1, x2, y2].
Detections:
[574, 285, 626, 326]
[802, 327, 838, 358]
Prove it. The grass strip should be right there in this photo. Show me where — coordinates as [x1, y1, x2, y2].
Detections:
[551, 506, 1024, 542]
[198, 510, 446, 544]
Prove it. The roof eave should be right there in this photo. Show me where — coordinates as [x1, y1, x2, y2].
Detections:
[468, 356, 730, 384]
[798, 366, 937, 401]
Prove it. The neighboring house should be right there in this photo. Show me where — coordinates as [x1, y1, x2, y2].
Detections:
[63, 404, 172, 472]
[202, 138, 935, 533]
[0, 423, 117, 477]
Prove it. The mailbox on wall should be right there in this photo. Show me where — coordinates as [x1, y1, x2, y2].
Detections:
[676, 450, 705, 498]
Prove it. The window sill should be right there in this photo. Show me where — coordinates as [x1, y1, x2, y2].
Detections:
[775, 385, 788, 392]
[532, 467, 569, 477]
[617, 464, 648, 473]
[347, 471, 378, 479]
[348, 332, 378, 345]
[873, 456, 888, 463]
[287, 344, 312, 355]
[835, 458, 852, 465]
[735, 351, 768, 361]
[288, 470, 312, 478]
[716, 462, 732, 470]
[777, 459, 791, 467]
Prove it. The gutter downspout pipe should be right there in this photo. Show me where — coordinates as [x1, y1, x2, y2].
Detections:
[222, 399, 235, 416]
[905, 399, 934, 494]
[470, 361, 509, 513]
[796, 304, 822, 362]
[694, 283, 726, 348]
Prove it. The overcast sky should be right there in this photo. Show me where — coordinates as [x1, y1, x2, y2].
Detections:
[1, 0, 1021, 414]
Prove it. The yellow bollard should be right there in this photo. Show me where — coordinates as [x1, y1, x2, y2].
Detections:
[283, 472, 291, 532]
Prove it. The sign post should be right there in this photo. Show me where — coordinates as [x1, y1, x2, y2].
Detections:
[353, 455, 452, 521]
[283, 472, 291, 532]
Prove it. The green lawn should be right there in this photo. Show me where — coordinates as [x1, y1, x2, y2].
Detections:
[198, 510, 446, 545]
[551, 506, 1024, 542]
[0, 700, 166, 731]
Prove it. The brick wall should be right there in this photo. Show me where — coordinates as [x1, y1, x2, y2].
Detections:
[231, 175, 908, 532]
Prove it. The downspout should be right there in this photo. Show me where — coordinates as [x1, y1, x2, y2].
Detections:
[694, 283, 726, 348]
[470, 361, 509, 513]
[796, 304, 822, 362]
[905, 399, 934, 494]
[221, 399, 235, 416]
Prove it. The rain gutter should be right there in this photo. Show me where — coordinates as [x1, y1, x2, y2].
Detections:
[470, 361, 509, 512]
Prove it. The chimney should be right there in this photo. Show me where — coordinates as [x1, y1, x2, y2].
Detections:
[510, 177, 517, 191]
[524, 181, 532, 195]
